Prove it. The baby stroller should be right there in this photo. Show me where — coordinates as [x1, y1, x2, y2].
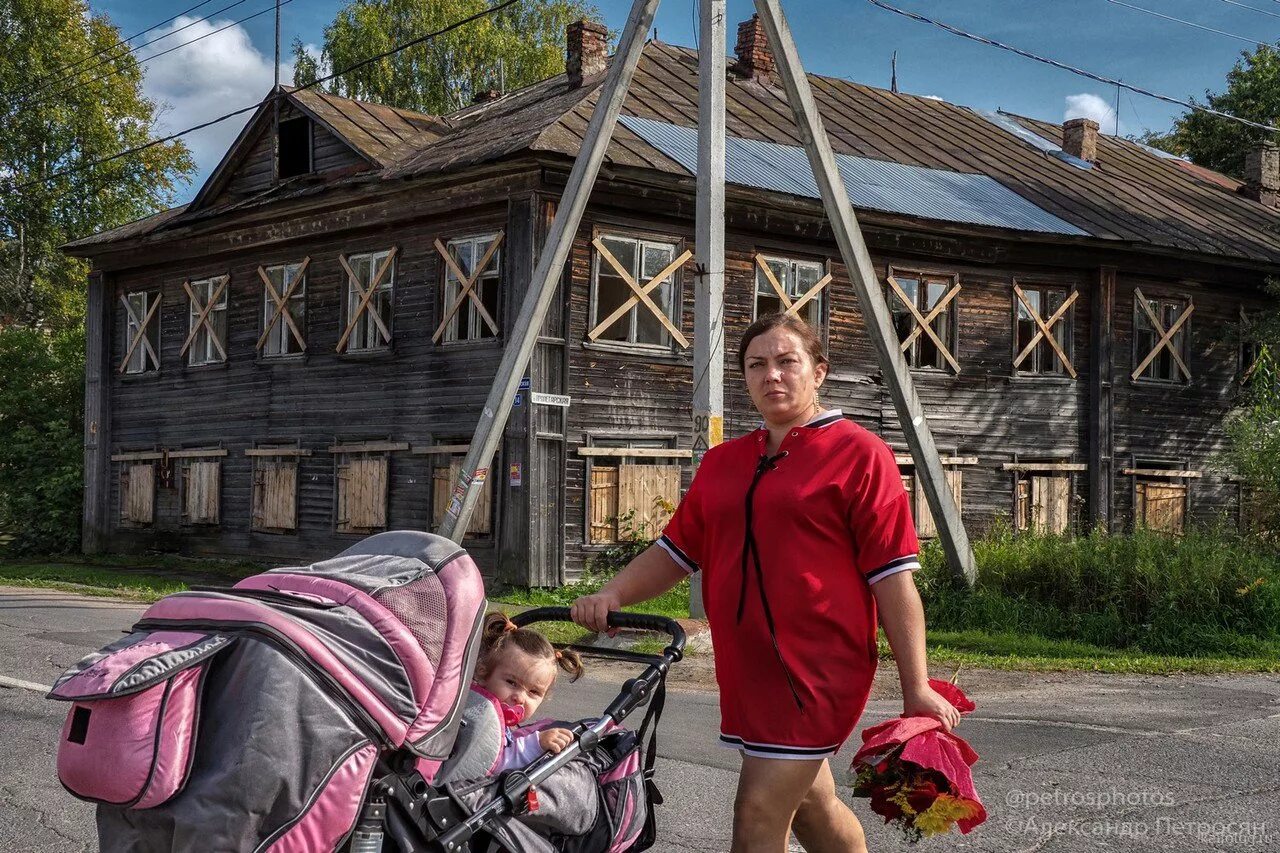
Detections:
[47, 531, 684, 852]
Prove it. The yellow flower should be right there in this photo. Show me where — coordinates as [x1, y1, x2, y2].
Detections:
[914, 794, 983, 837]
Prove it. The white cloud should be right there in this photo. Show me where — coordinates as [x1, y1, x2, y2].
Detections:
[141, 16, 295, 194]
[1064, 93, 1122, 136]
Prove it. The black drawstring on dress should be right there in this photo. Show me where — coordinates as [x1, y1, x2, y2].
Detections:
[737, 450, 806, 712]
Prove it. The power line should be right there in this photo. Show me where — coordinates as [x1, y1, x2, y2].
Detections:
[1219, 0, 1280, 22]
[865, 0, 1280, 133]
[20, 0, 254, 105]
[7, 0, 526, 194]
[25, 0, 219, 93]
[1106, 0, 1273, 47]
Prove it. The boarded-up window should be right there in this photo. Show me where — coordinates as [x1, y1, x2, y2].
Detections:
[1136, 480, 1186, 535]
[1015, 475, 1072, 534]
[343, 250, 395, 352]
[119, 463, 155, 526]
[337, 454, 389, 533]
[441, 234, 502, 342]
[901, 467, 963, 539]
[253, 458, 299, 532]
[122, 291, 161, 374]
[181, 460, 221, 525]
[590, 463, 680, 544]
[187, 277, 228, 366]
[591, 234, 679, 347]
[888, 271, 960, 372]
[1133, 292, 1191, 383]
[754, 255, 826, 329]
[432, 457, 492, 537]
[261, 262, 307, 356]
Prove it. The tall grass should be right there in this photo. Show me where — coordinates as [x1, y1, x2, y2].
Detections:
[915, 524, 1280, 656]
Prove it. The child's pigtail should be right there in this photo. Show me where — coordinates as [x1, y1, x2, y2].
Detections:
[477, 612, 517, 678]
[554, 648, 585, 683]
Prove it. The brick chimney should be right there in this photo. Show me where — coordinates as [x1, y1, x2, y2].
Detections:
[1242, 142, 1280, 207]
[733, 14, 776, 82]
[1062, 117, 1099, 163]
[566, 20, 608, 87]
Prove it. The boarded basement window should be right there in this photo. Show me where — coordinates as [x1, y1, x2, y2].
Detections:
[1015, 475, 1072, 534]
[1135, 480, 1186, 535]
[119, 462, 155, 526]
[587, 441, 682, 544]
[899, 465, 964, 539]
[180, 458, 222, 526]
[432, 455, 493, 537]
[252, 453, 301, 532]
[277, 116, 313, 179]
[336, 453, 389, 534]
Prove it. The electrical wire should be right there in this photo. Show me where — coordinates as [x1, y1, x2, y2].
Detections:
[865, 0, 1280, 133]
[20, 0, 258, 105]
[1219, 0, 1280, 22]
[25, 0, 219, 93]
[7, 0, 525, 193]
[1106, 0, 1273, 47]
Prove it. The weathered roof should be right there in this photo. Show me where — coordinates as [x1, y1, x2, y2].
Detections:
[67, 39, 1280, 267]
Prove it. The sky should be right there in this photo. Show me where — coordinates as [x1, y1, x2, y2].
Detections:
[91, 0, 1280, 203]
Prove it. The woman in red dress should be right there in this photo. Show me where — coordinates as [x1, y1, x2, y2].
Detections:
[571, 313, 960, 852]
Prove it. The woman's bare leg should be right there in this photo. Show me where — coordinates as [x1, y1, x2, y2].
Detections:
[790, 760, 867, 853]
[730, 755, 822, 852]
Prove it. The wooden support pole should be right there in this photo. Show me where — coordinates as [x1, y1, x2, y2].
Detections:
[83, 270, 111, 554]
[753, 0, 976, 583]
[1089, 266, 1115, 532]
[440, 0, 662, 543]
[690, 0, 727, 618]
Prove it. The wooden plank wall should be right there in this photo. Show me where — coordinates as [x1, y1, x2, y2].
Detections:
[102, 187, 539, 577]
[82, 270, 112, 553]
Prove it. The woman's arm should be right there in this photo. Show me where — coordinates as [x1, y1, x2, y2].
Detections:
[570, 544, 689, 632]
[871, 571, 961, 731]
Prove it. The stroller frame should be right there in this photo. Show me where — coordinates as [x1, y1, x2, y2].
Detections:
[365, 606, 686, 852]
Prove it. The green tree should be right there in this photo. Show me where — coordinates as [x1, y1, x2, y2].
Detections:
[1144, 44, 1280, 179]
[292, 0, 601, 115]
[0, 0, 193, 329]
[0, 324, 84, 554]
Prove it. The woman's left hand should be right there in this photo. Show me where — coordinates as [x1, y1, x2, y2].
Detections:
[902, 682, 962, 732]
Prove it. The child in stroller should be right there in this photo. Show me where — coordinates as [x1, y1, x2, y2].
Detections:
[47, 531, 683, 852]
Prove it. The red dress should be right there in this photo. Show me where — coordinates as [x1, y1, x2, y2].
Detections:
[659, 411, 919, 759]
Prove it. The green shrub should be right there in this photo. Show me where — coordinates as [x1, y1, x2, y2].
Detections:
[916, 524, 1280, 656]
[0, 324, 85, 555]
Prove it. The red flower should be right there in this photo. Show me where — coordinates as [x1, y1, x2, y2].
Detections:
[906, 780, 940, 814]
[869, 785, 904, 822]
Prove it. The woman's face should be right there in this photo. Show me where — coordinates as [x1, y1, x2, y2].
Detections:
[743, 327, 828, 427]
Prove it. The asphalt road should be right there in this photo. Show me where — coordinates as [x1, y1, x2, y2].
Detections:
[2, 586, 1278, 852]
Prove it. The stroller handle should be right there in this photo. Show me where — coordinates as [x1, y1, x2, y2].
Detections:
[511, 606, 686, 657]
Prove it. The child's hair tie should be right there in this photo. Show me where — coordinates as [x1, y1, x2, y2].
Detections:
[554, 650, 563, 660]
[503, 617, 518, 634]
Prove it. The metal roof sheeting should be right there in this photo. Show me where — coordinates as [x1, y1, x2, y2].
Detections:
[974, 110, 1094, 171]
[619, 116, 1089, 237]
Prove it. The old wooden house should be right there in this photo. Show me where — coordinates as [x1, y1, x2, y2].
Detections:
[67, 18, 1280, 586]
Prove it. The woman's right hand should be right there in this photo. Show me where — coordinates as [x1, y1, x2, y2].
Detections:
[570, 590, 622, 634]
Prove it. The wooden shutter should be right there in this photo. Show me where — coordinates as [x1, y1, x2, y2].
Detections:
[1137, 481, 1186, 535]
[913, 468, 963, 539]
[431, 458, 491, 536]
[183, 461, 221, 525]
[617, 464, 680, 539]
[1031, 475, 1071, 534]
[338, 455, 388, 533]
[122, 463, 155, 525]
[254, 460, 298, 531]
[589, 466, 620, 544]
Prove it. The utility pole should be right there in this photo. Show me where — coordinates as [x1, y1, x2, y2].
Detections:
[754, 0, 976, 583]
[689, 0, 726, 618]
[440, 0, 663, 542]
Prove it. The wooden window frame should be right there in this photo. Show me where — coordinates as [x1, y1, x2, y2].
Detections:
[120, 290, 161, 375]
[1006, 462, 1080, 534]
[582, 435, 684, 547]
[752, 253, 830, 331]
[1126, 460, 1198, 535]
[249, 444, 309, 533]
[333, 448, 393, 534]
[1238, 307, 1267, 386]
[1132, 289, 1193, 384]
[425, 442, 495, 540]
[178, 454, 223, 527]
[587, 231, 689, 352]
[275, 115, 313, 181]
[117, 460, 156, 527]
[435, 233, 504, 344]
[259, 260, 309, 358]
[886, 267, 961, 374]
[338, 249, 397, 353]
[897, 458, 968, 539]
[1012, 282, 1077, 378]
[183, 276, 229, 367]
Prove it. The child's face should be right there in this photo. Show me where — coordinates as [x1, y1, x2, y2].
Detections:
[481, 647, 556, 722]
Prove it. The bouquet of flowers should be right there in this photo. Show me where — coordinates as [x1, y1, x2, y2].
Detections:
[851, 676, 986, 842]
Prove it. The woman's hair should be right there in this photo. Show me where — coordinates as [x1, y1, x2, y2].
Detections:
[737, 312, 830, 373]
[476, 612, 584, 683]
